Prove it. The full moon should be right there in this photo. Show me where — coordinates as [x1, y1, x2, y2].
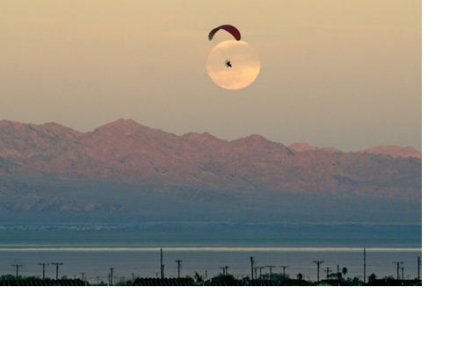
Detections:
[206, 40, 261, 90]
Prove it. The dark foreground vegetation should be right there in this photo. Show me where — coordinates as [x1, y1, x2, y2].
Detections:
[0, 273, 421, 286]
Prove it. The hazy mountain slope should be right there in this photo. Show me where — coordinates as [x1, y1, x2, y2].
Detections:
[0, 177, 421, 224]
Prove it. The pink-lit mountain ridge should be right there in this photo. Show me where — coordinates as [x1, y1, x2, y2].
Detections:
[0, 119, 422, 222]
[0, 118, 421, 200]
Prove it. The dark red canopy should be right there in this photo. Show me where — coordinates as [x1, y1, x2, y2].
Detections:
[208, 24, 241, 41]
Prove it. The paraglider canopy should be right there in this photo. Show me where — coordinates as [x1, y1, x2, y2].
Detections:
[208, 24, 241, 41]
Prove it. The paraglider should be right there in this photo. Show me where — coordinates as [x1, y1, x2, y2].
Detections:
[208, 24, 241, 41]
[208, 24, 240, 69]
[206, 24, 260, 90]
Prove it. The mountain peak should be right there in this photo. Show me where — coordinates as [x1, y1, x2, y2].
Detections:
[89, 119, 163, 139]
[95, 118, 144, 131]
[232, 134, 275, 146]
[182, 132, 225, 144]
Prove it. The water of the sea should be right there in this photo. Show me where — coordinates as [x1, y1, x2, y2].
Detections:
[0, 223, 421, 283]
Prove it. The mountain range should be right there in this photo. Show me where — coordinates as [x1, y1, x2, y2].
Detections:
[0, 119, 421, 223]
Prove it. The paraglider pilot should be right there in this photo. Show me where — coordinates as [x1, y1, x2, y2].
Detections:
[225, 60, 232, 68]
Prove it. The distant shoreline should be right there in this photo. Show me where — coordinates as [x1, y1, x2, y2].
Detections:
[0, 246, 422, 252]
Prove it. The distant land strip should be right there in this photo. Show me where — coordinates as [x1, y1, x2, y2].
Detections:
[0, 247, 422, 253]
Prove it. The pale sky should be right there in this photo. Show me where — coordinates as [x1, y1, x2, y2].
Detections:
[1, 0, 421, 151]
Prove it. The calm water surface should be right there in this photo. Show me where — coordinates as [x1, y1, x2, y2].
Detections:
[0, 223, 421, 283]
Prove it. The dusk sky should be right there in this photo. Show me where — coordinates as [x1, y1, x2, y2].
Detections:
[1, 0, 421, 151]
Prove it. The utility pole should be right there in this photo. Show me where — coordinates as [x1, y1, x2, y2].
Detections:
[38, 263, 49, 280]
[392, 261, 404, 280]
[220, 266, 229, 275]
[266, 265, 276, 280]
[324, 267, 332, 279]
[160, 248, 164, 280]
[313, 260, 324, 283]
[52, 262, 63, 280]
[417, 256, 421, 280]
[363, 248, 367, 284]
[280, 266, 288, 279]
[250, 257, 254, 280]
[109, 268, 114, 286]
[176, 260, 182, 279]
[11, 264, 22, 278]
[257, 267, 265, 280]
